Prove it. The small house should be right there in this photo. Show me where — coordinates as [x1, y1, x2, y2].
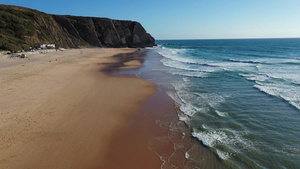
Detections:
[40, 44, 56, 49]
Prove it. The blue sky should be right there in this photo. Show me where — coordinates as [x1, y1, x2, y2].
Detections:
[1, 0, 300, 40]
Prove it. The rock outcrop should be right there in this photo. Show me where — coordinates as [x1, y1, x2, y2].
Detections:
[0, 5, 155, 51]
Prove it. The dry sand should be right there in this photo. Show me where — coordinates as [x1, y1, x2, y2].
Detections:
[0, 48, 159, 169]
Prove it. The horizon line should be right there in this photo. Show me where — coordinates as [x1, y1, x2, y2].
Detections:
[156, 37, 300, 41]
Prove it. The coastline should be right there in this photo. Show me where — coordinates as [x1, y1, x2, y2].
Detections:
[0, 48, 159, 168]
[102, 49, 227, 168]
[0, 47, 228, 169]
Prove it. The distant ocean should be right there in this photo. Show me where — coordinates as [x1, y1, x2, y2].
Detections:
[149, 39, 300, 168]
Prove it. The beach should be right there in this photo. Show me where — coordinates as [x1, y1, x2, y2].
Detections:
[0, 48, 160, 168]
[0, 47, 229, 169]
[2, 2, 298, 169]
[101, 50, 226, 169]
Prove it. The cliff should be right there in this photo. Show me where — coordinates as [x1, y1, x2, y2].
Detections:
[0, 5, 155, 51]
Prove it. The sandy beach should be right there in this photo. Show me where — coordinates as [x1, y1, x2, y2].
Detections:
[0, 48, 159, 169]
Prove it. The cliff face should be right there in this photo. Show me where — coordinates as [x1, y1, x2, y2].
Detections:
[0, 5, 155, 51]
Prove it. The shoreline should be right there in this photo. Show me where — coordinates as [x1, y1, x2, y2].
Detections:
[102, 49, 227, 168]
[141, 50, 228, 168]
[0, 47, 228, 168]
[0, 48, 159, 168]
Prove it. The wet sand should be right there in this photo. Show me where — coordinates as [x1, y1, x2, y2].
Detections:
[101, 50, 227, 169]
[0, 48, 159, 169]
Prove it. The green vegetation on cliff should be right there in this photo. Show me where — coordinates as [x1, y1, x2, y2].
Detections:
[0, 5, 155, 51]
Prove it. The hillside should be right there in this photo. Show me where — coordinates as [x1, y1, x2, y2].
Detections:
[0, 5, 155, 51]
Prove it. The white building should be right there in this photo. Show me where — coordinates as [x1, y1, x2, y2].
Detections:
[40, 44, 56, 49]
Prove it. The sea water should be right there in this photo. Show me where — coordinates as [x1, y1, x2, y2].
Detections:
[150, 39, 300, 169]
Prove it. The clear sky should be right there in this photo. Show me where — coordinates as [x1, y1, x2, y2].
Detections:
[1, 0, 300, 40]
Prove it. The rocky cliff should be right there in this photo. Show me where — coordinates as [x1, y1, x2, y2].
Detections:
[0, 5, 155, 51]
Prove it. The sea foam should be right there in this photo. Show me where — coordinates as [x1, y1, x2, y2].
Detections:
[155, 39, 300, 168]
[215, 110, 228, 117]
[156, 47, 201, 64]
[192, 129, 252, 152]
[254, 83, 300, 110]
[239, 73, 270, 82]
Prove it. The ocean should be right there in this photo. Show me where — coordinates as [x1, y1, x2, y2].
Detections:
[144, 39, 300, 169]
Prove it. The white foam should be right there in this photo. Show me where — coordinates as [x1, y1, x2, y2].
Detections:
[161, 58, 223, 74]
[256, 64, 300, 84]
[170, 70, 208, 78]
[202, 124, 208, 129]
[254, 82, 300, 110]
[161, 58, 201, 72]
[170, 80, 185, 91]
[200, 66, 223, 73]
[290, 101, 300, 110]
[216, 149, 232, 160]
[183, 77, 190, 82]
[194, 92, 227, 108]
[185, 152, 190, 159]
[278, 59, 300, 64]
[192, 129, 253, 153]
[252, 58, 300, 64]
[274, 73, 300, 85]
[173, 90, 212, 116]
[172, 90, 230, 118]
[215, 110, 228, 117]
[208, 62, 254, 70]
[187, 61, 256, 73]
[239, 73, 269, 82]
[169, 90, 207, 118]
[156, 47, 201, 64]
[180, 103, 198, 117]
[192, 130, 229, 147]
[179, 114, 190, 122]
[157, 46, 231, 76]
[166, 91, 183, 105]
